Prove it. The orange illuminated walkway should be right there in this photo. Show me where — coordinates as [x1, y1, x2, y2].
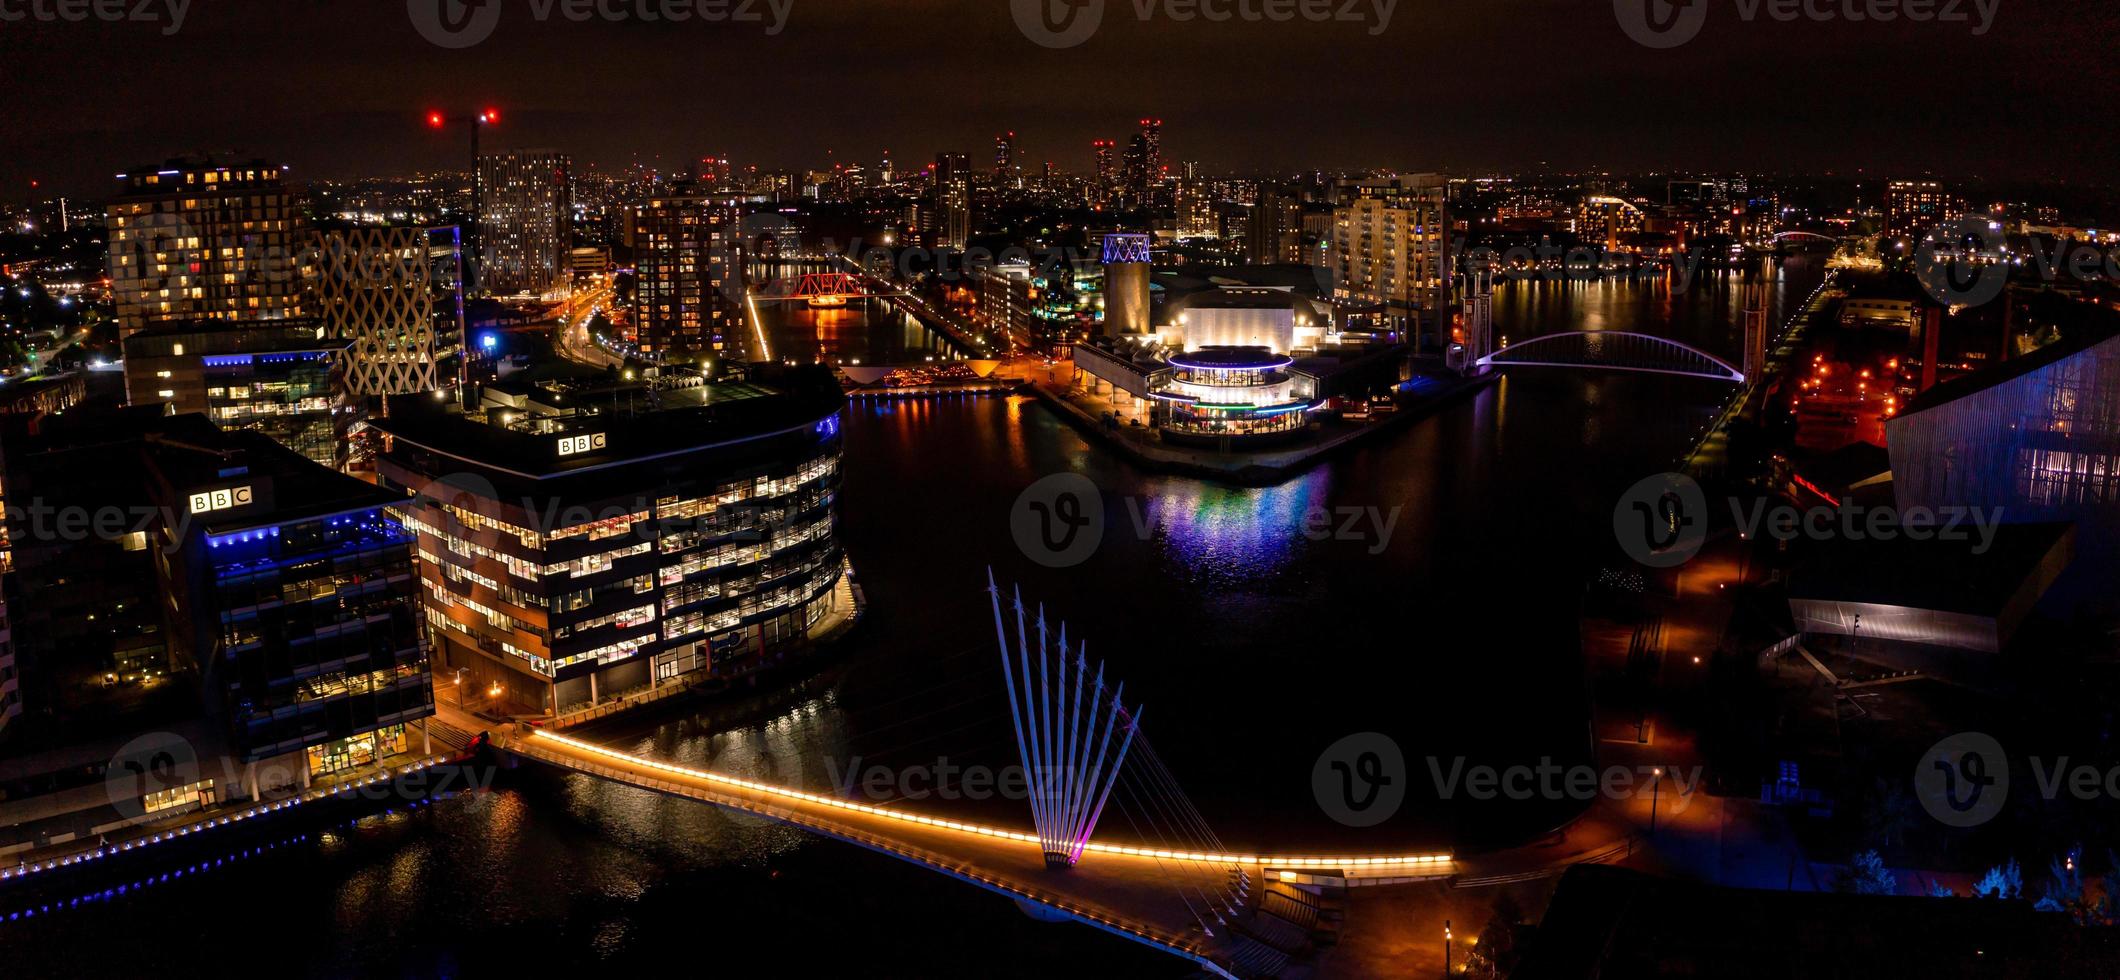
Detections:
[502, 727, 1455, 978]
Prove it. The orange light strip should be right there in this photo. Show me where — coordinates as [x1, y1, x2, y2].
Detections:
[528, 730, 1453, 869]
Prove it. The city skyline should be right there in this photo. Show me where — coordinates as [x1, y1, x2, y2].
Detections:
[3, 1, 2117, 198]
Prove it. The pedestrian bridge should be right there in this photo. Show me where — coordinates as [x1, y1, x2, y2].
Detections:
[1478, 331, 1746, 383]
[502, 728, 1455, 979]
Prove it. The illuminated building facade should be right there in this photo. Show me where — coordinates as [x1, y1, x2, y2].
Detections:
[1101, 233, 1152, 337]
[1888, 330, 2120, 607]
[1329, 175, 1448, 345]
[1883, 179, 1962, 241]
[317, 225, 465, 397]
[106, 158, 306, 339]
[121, 321, 353, 469]
[371, 372, 850, 716]
[150, 429, 431, 790]
[1247, 190, 1303, 265]
[629, 191, 740, 356]
[477, 149, 572, 295]
[1154, 347, 1310, 442]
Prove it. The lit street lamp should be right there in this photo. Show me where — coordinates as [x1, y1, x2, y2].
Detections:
[1650, 767, 1663, 836]
[1444, 919, 1453, 976]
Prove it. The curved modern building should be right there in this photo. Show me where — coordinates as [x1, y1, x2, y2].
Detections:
[1155, 346, 1311, 442]
[371, 368, 850, 715]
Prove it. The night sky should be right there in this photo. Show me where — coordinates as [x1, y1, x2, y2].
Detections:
[2, 0, 2114, 199]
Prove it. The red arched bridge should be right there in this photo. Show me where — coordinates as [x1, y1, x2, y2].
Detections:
[1477, 331, 1746, 383]
[751, 271, 910, 306]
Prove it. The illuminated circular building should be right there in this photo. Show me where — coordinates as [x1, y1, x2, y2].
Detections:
[1155, 346, 1311, 442]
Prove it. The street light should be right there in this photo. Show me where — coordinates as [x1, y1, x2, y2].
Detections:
[1650, 767, 1663, 835]
[1444, 920, 1452, 976]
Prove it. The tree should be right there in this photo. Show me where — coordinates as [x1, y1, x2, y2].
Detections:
[1972, 859, 2023, 900]
[1834, 849, 1897, 896]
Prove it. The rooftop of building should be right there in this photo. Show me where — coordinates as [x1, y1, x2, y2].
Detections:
[144, 426, 406, 537]
[370, 365, 845, 490]
[1901, 326, 2120, 417]
[3, 409, 400, 535]
[121, 320, 343, 359]
[1168, 346, 1293, 371]
[113, 156, 286, 194]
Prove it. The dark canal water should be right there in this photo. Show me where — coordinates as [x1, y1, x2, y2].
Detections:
[0, 258, 1824, 977]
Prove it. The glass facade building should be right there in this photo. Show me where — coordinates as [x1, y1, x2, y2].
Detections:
[371, 371, 850, 715]
[151, 431, 432, 769]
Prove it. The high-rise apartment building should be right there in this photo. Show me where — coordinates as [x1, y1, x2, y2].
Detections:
[477, 150, 572, 295]
[1884, 180, 1962, 241]
[1247, 189, 1303, 265]
[106, 158, 307, 338]
[317, 225, 465, 398]
[1329, 174, 1450, 345]
[628, 190, 741, 357]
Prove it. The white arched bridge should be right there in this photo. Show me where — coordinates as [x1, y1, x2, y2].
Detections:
[1477, 331, 1746, 383]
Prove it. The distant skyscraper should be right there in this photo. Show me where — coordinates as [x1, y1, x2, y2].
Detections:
[1125, 118, 1163, 193]
[994, 131, 1016, 174]
[106, 158, 306, 339]
[940, 177, 972, 249]
[629, 190, 740, 357]
[317, 225, 464, 398]
[700, 156, 734, 188]
[934, 151, 970, 185]
[1884, 179, 1962, 240]
[1247, 189, 1303, 265]
[477, 149, 571, 295]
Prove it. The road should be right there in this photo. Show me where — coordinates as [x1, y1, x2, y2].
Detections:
[552, 278, 623, 369]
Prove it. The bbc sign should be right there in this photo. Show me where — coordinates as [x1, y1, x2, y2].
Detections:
[557, 433, 608, 457]
[189, 485, 254, 515]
